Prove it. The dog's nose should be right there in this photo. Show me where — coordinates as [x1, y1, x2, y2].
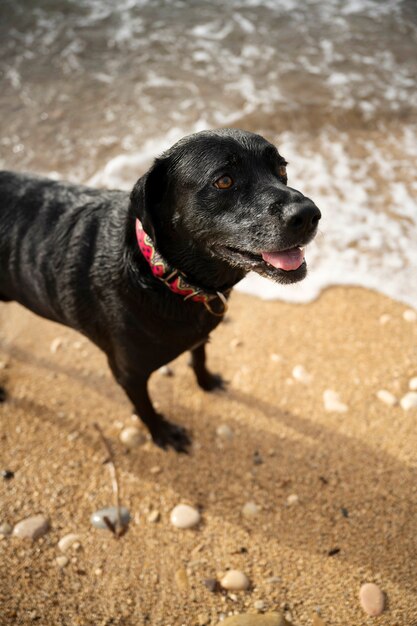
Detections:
[284, 201, 321, 235]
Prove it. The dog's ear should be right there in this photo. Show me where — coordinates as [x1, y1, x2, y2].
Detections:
[129, 158, 168, 242]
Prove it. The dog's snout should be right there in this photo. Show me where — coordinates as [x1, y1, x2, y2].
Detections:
[285, 202, 321, 235]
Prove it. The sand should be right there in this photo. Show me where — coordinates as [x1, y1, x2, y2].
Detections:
[0, 287, 416, 626]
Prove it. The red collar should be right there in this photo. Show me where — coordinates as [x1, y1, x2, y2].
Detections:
[135, 218, 229, 316]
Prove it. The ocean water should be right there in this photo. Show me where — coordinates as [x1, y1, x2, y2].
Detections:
[1, 0, 416, 306]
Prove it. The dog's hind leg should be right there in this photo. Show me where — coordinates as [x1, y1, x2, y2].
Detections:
[190, 342, 226, 391]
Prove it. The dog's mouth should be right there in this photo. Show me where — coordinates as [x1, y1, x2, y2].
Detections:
[260, 248, 305, 271]
[218, 244, 307, 283]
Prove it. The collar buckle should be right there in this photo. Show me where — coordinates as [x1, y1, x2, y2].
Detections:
[203, 291, 229, 317]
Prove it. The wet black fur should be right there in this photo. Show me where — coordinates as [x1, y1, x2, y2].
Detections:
[0, 129, 320, 450]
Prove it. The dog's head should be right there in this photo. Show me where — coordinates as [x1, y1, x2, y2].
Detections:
[130, 129, 321, 287]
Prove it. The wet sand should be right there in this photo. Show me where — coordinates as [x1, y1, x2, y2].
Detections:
[0, 287, 416, 625]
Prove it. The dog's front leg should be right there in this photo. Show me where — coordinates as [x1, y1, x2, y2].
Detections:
[109, 360, 190, 452]
[190, 342, 226, 391]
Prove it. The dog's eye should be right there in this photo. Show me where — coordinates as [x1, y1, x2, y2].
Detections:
[278, 165, 287, 179]
[214, 175, 234, 190]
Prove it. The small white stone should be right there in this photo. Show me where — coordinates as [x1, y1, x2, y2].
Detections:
[147, 510, 160, 523]
[50, 338, 63, 353]
[58, 533, 81, 553]
[376, 390, 397, 406]
[400, 392, 417, 410]
[158, 365, 173, 376]
[254, 600, 265, 611]
[13, 515, 50, 540]
[0, 522, 13, 536]
[220, 570, 250, 591]
[242, 501, 260, 518]
[170, 504, 201, 529]
[94, 568, 103, 576]
[292, 365, 312, 384]
[403, 309, 417, 322]
[409, 377, 417, 391]
[359, 582, 385, 616]
[119, 426, 144, 448]
[270, 353, 283, 363]
[230, 338, 242, 348]
[149, 465, 162, 474]
[0, 361, 8, 369]
[323, 389, 348, 413]
[379, 314, 391, 325]
[56, 555, 69, 568]
[216, 424, 234, 441]
[286, 494, 299, 506]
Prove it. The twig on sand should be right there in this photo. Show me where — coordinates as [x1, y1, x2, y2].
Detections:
[93, 422, 129, 538]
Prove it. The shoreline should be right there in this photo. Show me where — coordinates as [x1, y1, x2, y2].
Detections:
[1, 285, 416, 625]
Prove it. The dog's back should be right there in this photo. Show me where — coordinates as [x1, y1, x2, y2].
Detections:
[0, 171, 128, 327]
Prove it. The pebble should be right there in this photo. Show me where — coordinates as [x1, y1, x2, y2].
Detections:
[158, 365, 173, 376]
[217, 613, 290, 626]
[50, 337, 63, 353]
[170, 504, 201, 529]
[12, 515, 50, 540]
[286, 494, 299, 506]
[0, 522, 13, 536]
[1, 469, 14, 480]
[242, 502, 260, 518]
[147, 510, 160, 523]
[270, 353, 283, 363]
[58, 533, 81, 553]
[323, 389, 348, 413]
[400, 392, 417, 410]
[174, 567, 189, 592]
[376, 389, 397, 406]
[56, 555, 69, 568]
[216, 424, 234, 441]
[149, 465, 162, 474]
[119, 426, 144, 448]
[359, 582, 385, 616]
[379, 313, 391, 325]
[292, 365, 312, 384]
[403, 309, 417, 322]
[254, 600, 266, 611]
[203, 578, 218, 592]
[90, 506, 130, 530]
[409, 377, 417, 391]
[220, 570, 250, 591]
[230, 338, 242, 348]
[0, 361, 7, 369]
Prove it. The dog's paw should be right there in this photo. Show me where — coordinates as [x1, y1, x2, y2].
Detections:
[150, 418, 191, 453]
[197, 372, 228, 392]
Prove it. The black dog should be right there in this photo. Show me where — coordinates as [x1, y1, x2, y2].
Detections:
[0, 129, 321, 451]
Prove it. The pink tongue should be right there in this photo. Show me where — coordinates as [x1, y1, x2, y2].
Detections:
[261, 247, 305, 271]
